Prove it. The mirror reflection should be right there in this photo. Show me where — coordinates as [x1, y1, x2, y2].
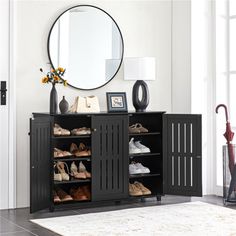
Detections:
[48, 5, 124, 90]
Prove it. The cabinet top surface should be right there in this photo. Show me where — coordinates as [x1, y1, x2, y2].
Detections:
[32, 111, 166, 117]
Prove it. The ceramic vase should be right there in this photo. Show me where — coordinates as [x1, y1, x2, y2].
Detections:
[59, 96, 69, 114]
[50, 84, 58, 114]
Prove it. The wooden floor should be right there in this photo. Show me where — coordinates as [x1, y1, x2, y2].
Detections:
[0, 195, 235, 236]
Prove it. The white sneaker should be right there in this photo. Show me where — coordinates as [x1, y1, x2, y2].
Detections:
[134, 162, 150, 174]
[129, 138, 142, 154]
[129, 163, 142, 174]
[134, 141, 150, 153]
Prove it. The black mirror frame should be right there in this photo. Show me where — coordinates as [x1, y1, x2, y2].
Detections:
[47, 4, 124, 90]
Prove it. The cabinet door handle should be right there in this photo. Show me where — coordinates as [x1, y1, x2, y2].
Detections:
[196, 155, 201, 159]
[91, 128, 97, 132]
[0, 81, 7, 105]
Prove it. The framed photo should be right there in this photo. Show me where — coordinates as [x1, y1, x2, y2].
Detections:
[106, 92, 128, 112]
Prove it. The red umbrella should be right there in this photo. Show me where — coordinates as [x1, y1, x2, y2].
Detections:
[216, 104, 235, 175]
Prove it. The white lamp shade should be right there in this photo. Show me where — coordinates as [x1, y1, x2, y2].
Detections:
[124, 57, 156, 81]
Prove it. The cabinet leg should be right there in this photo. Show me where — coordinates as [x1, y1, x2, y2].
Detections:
[156, 196, 161, 201]
[141, 197, 145, 203]
[223, 199, 228, 206]
[49, 205, 54, 212]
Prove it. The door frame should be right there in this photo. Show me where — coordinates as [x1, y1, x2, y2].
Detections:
[0, 0, 17, 209]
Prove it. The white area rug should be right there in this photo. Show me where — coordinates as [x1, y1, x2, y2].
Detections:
[31, 202, 236, 236]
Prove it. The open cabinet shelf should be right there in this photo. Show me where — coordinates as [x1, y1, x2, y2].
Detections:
[30, 111, 202, 213]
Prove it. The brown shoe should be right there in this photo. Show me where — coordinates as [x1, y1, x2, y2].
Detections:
[70, 143, 91, 157]
[80, 185, 91, 200]
[56, 188, 73, 202]
[53, 190, 61, 203]
[70, 187, 88, 201]
[136, 123, 148, 133]
[78, 143, 91, 156]
[129, 123, 148, 134]
[134, 181, 151, 195]
[129, 183, 143, 196]
[129, 124, 141, 133]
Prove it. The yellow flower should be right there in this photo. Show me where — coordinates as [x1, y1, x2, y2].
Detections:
[63, 80, 68, 86]
[41, 77, 48, 83]
[51, 68, 55, 73]
[57, 67, 65, 73]
[53, 75, 60, 81]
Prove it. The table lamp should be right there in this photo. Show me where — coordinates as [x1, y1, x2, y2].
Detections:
[124, 57, 156, 112]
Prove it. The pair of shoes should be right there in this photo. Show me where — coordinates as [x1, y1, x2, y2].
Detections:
[70, 143, 91, 156]
[129, 138, 150, 154]
[54, 162, 70, 181]
[54, 148, 72, 158]
[129, 123, 148, 134]
[71, 127, 91, 136]
[54, 188, 73, 202]
[129, 182, 151, 196]
[129, 162, 150, 174]
[70, 185, 91, 201]
[54, 124, 70, 136]
[70, 161, 91, 179]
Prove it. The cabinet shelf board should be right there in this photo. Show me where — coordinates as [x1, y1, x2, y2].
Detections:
[52, 135, 91, 139]
[129, 152, 161, 157]
[54, 179, 91, 185]
[129, 173, 161, 179]
[129, 194, 158, 199]
[54, 199, 91, 205]
[129, 132, 161, 136]
[53, 156, 91, 162]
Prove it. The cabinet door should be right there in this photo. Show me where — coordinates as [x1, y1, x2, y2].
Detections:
[91, 115, 129, 201]
[30, 116, 51, 213]
[163, 114, 202, 196]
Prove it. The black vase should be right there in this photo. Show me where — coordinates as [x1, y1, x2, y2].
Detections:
[59, 96, 69, 114]
[50, 84, 58, 114]
[132, 80, 149, 112]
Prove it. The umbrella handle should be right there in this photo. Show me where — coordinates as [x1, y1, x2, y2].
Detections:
[216, 104, 229, 122]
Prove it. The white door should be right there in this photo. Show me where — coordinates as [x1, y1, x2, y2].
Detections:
[0, 0, 15, 209]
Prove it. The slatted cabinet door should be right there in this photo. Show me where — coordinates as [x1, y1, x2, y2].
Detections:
[30, 116, 51, 213]
[163, 114, 202, 196]
[91, 115, 129, 201]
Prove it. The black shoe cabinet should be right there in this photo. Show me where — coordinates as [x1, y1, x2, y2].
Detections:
[30, 111, 202, 213]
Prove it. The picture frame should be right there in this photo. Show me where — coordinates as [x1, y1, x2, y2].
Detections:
[106, 92, 128, 112]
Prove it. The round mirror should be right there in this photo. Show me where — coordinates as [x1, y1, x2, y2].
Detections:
[47, 5, 124, 90]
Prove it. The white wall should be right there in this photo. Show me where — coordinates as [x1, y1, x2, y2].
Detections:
[15, 0, 172, 207]
[172, 0, 191, 113]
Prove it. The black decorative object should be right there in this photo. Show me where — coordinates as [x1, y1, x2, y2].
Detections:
[132, 80, 149, 112]
[59, 96, 69, 114]
[50, 84, 58, 114]
[106, 92, 128, 112]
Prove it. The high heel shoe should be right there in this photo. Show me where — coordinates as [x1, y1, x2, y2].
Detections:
[54, 163, 62, 182]
[70, 143, 91, 157]
[70, 161, 86, 179]
[56, 161, 70, 181]
[78, 161, 91, 178]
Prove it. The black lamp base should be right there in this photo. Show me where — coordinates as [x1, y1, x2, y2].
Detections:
[132, 80, 149, 112]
